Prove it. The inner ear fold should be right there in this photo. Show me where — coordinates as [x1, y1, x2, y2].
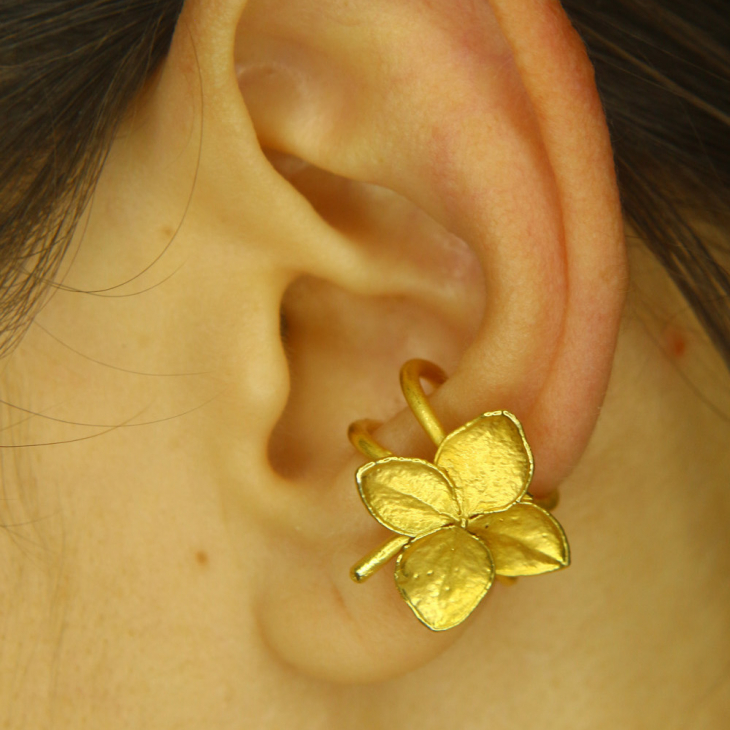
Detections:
[264, 148, 486, 322]
[264, 150, 486, 482]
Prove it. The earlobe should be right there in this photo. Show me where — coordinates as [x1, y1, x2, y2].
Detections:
[159, 0, 626, 683]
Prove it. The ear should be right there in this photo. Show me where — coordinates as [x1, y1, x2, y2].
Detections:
[150, 0, 626, 682]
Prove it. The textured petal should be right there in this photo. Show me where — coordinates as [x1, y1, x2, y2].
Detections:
[435, 411, 533, 516]
[468, 501, 570, 577]
[356, 458, 460, 537]
[395, 526, 494, 631]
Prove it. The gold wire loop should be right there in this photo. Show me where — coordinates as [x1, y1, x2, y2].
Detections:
[347, 420, 394, 460]
[399, 359, 448, 445]
[347, 359, 448, 459]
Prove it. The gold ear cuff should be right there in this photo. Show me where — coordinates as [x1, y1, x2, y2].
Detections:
[348, 359, 570, 632]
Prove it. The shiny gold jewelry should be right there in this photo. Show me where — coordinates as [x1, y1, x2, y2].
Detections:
[348, 359, 570, 631]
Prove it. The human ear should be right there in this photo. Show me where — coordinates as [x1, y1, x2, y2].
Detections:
[144, 0, 626, 683]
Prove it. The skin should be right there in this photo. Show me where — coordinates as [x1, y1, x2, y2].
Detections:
[0, 0, 728, 727]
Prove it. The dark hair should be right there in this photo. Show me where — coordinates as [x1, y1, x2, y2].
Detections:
[564, 0, 730, 367]
[0, 0, 185, 355]
[1, 1, 729, 366]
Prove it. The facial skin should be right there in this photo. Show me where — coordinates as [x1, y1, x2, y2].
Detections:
[0, 0, 729, 728]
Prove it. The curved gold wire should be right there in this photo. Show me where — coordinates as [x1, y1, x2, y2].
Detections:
[399, 359, 448, 445]
[347, 359, 448, 459]
[347, 420, 393, 460]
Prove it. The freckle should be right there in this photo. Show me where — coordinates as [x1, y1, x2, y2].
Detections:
[161, 225, 174, 239]
[665, 327, 687, 359]
[195, 550, 209, 567]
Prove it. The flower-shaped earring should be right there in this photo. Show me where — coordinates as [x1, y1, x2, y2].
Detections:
[348, 359, 570, 631]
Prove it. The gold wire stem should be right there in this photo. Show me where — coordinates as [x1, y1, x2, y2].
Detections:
[350, 534, 411, 583]
[348, 420, 394, 460]
[399, 359, 448, 446]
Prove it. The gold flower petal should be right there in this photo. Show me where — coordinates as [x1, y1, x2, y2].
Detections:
[435, 411, 533, 516]
[356, 458, 460, 537]
[468, 501, 570, 577]
[395, 526, 494, 631]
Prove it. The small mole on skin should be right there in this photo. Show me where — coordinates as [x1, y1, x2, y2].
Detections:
[195, 550, 209, 567]
[665, 327, 687, 359]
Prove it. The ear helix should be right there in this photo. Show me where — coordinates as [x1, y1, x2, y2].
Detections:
[347, 359, 569, 632]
